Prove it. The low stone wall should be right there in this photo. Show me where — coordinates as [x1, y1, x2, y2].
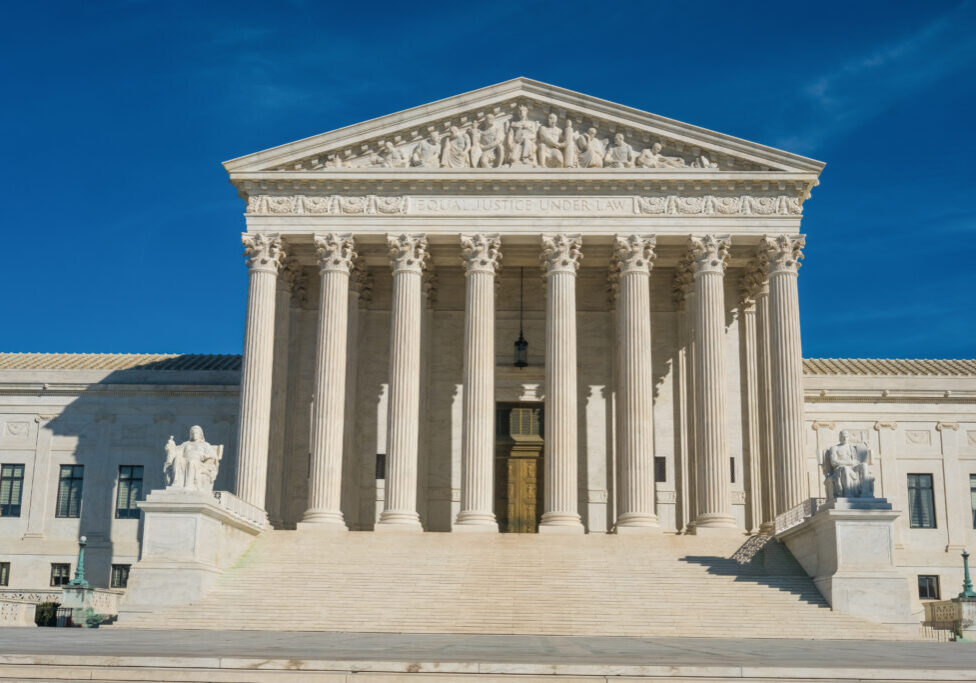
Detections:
[0, 589, 61, 604]
[0, 599, 37, 627]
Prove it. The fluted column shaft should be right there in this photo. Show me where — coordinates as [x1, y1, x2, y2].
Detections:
[540, 234, 584, 532]
[765, 235, 807, 514]
[740, 297, 762, 533]
[377, 233, 428, 530]
[689, 235, 737, 532]
[456, 234, 501, 530]
[236, 233, 284, 513]
[755, 282, 777, 533]
[266, 259, 300, 527]
[613, 235, 658, 531]
[301, 234, 357, 527]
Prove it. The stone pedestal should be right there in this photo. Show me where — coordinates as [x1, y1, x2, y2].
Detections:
[117, 489, 265, 620]
[777, 499, 914, 625]
[957, 598, 976, 640]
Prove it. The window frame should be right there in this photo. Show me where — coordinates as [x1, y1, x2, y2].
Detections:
[49, 563, 70, 587]
[115, 465, 144, 520]
[918, 574, 941, 600]
[0, 463, 25, 517]
[55, 464, 84, 519]
[110, 563, 131, 589]
[0, 561, 9, 587]
[970, 474, 976, 530]
[907, 473, 937, 529]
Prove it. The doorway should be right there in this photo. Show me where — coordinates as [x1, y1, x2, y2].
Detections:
[494, 403, 544, 533]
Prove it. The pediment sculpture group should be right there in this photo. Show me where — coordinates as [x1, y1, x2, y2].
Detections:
[322, 105, 719, 171]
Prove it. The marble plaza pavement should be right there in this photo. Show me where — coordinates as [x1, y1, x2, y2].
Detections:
[1, 628, 975, 681]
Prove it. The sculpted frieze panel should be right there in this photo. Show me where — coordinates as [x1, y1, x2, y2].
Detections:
[246, 192, 803, 217]
[269, 99, 768, 173]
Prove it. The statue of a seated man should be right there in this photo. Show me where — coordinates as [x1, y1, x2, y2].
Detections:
[823, 429, 875, 499]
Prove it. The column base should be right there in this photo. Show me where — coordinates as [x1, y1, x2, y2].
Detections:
[376, 510, 424, 532]
[692, 513, 739, 535]
[297, 509, 347, 530]
[759, 521, 776, 536]
[614, 513, 659, 533]
[454, 511, 499, 532]
[539, 512, 584, 534]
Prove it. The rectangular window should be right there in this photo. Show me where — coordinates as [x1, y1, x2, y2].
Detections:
[730, 457, 736, 484]
[971, 474, 976, 529]
[50, 563, 70, 587]
[55, 465, 84, 518]
[0, 562, 9, 586]
[654, 457, 667, 483]
[908, 473, 936, 529]
[110, 564, 131, 589]
[918, 574, 941, 600]
[0, 464, 25, 517]
[375, 454, 386, 480]
[115, 466, 143, 519]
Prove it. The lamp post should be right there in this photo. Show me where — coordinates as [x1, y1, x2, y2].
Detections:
[961, 549, 976, 599]
[68, 535, 88, 588]
[513, 267, 528, 368]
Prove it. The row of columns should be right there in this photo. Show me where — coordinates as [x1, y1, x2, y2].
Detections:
[235, 230, 807, 533]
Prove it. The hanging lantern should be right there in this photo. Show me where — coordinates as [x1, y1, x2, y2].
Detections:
[514, 267, 528, 368]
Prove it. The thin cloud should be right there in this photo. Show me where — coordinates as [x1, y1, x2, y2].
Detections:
[775, 2, 976, 152]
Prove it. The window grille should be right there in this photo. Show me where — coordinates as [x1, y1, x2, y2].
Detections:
[918, 574, 941, 600]
[115, 466, 143, 519]
[654, 457, 667, 483]
[907, 473, 936, 529]
[0, 562, 9, 586]
[508, 407, 542, 437]
[55, 465, 84, 518]
[111, 564, 131, 589]
[50, 563, 70, 587]
[0, 464, 24, 517]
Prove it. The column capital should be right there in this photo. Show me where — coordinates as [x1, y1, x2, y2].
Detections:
[278, 257, 303, 293]
[387, 233, 429, 274]
[540, 233, 582, 275]
[762, 234, 805, 276]
[874, 420, 898, 431]
[687, 234, 730, 276]
[350, 257, 372, 302]
[612, 234, 657, 276]
[811, 420, 836, 431]
[460, 233, 502, 275]
[314, 233, 357, 274]
[242, 233, 285, 274]
[936, 421, 960, 432]
[740, 252, 769, 303]
[671, 253, 695, 307]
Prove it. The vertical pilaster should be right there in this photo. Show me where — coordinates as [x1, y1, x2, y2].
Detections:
[456, 233, 502, 531]
[540, 233, 584, 533]
[754, 271, 777, 534]
[763, 235, 807, 514]
[937, 422, 965, 552]
[377, 233, 428, 531]
[689, 234, 737, 532]
[872, 420, 901, 547]
[236, 232, 284, 512]
[612, 234, 659, 532]
[740, 293, 762, 534]
[301, 233, 357, 528]
[266, 257, 301, 528]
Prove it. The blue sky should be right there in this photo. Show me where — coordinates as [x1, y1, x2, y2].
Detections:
[2, 1, 974, 359]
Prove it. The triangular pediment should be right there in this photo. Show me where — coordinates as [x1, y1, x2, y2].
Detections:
[224, 78, 823, 176]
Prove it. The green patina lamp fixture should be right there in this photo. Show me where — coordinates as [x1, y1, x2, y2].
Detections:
[68, 535, 89, 588]
[513, 267, 528, 368]
[960, 549, 976, 599]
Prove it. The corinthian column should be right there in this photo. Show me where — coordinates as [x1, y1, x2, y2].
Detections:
[753, 255, 777, 534]
[301, 233, 357, 528]
[540, 234, 584, 533]
[236, 232, 285, 512]
[763, 235, 807, 514]
[455, 234, 501, 531]
[377, 233, 428, 531]
[266, 257, 302, 527]
[689, 234, 737, 532]
[612, 234, 659, 532]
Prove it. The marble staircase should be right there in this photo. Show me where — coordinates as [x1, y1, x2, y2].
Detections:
[118, 530, 917, 639]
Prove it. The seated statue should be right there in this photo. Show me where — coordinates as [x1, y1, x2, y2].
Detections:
[164, 425, 223, 493]
[823, 429, 875, 499]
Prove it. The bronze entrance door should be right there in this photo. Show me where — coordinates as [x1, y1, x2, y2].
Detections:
[494, 403, 544, 533]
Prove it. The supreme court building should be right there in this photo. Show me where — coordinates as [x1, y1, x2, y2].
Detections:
[2, 80, 975, 636]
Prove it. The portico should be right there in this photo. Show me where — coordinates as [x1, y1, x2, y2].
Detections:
[224, 78, 820, 535]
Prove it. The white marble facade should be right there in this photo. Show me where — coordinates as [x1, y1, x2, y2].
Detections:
[1, 81, 975, 610]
